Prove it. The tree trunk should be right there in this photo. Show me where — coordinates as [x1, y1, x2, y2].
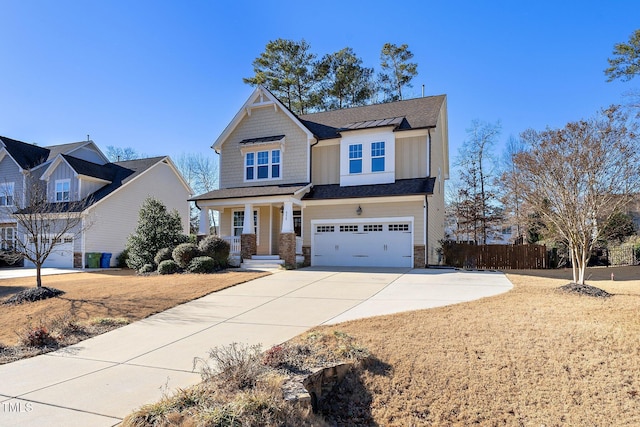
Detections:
[36, 264, 42, 288]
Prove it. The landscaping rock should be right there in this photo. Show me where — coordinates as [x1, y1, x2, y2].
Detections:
[559, 283, 612, 298]
[3, 287, 65, 305]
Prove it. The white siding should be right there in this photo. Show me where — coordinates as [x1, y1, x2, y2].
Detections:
[80, 179, 105, 200]
[83, 161, 191, 265]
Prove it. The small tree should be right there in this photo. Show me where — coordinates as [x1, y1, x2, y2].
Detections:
[514, 106, 640, 284]
[0, 175, 91, 288]
[125, 197, 187, 271]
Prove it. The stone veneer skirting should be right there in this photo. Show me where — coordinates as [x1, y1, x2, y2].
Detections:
[413, 245, 426, 268]
[240, 234, 256, 259]
[302, 246, 311, 266]
[278, 232, 297, 267]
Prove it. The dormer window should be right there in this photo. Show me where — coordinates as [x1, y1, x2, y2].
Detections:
[245, 149, 281, 181]
[55, 179, 70, 202]
[0, 182, 14, 206]
[371, 142, 385, 172]
[349, 144, 362, 174]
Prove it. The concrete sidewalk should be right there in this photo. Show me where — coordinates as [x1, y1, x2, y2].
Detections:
[0, 267, 512, 426]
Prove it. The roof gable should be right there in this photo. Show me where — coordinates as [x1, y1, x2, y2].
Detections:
[212, 86, 315, 153]
[0, 135, 50, 170]
[46, 140, 109, 164]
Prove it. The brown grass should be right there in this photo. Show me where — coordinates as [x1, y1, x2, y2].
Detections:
[306, 265, 640, 426]
[0, 269, 268, 346]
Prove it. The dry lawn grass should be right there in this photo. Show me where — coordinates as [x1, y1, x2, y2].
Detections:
[0, 269, 268, 346]
[306, 266, 640, 426]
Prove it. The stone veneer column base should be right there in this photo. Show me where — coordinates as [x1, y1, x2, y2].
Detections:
[279, 232, 297, 268]
[413, 245, 426, 268]
[241, 234, 257, 260]
[302, 246, 311, 267]
[74, 252, 83, 268]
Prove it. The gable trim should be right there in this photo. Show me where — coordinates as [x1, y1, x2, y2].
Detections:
[40, 154, 74, 181]
[211, 86, 315, 154]
[0, 147, 23, 172]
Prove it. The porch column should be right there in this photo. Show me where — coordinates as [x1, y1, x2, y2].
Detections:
[281, 201, 294, 233]
[241, 203, 256, 259]
[198, 208, 209, 236]
[279, 201, 296, 267]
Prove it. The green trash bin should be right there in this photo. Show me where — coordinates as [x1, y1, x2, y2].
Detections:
[86, 252, 101, 268]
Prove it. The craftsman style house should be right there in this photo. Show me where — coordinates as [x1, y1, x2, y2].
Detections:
[0, 136, 190, 268]
[192, 86, 448, 268]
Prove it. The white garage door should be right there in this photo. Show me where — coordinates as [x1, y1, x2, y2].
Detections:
[312, 219, 413, 267]
[24, 236, 74, 269]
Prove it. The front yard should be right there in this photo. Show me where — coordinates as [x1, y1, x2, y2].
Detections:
[0, 269, 268, 359]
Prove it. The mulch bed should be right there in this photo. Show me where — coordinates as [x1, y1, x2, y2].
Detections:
[559, 283, 612, 298]
[3, 287, 65, 305]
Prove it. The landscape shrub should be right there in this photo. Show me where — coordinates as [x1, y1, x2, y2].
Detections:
[116, 249, 129, 268]
[158, 259, 180, 275]
[194, 342, 265, 390]
[172, 243, 201, 268]
[139, 263, 156, 274]
[154, 247, 173, 265]
[20, 325, 57, 347]
[187, 256, 216, 274]
[198, 235, 231, 268]
[125, 197, 189, 271]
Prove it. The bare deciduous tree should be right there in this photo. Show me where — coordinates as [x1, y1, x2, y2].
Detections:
[175, 153, 219, 234]
[0, 174, 92, 288]
[514, 106, 640, 284]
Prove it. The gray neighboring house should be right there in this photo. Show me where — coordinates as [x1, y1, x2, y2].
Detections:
[0, 136, 191, 268]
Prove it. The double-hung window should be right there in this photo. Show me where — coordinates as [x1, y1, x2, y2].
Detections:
[245, 149, 281, 181]
[371, 142, 385, 172]
[0, 182, 14, 206]
[232, 211, 258, 239]
[349, 144, 362, 174]
[55, 179, 70, 202]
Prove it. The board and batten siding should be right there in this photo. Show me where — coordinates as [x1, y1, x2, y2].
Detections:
[395, 135, 428, 180]
[0, 156, 25, 221]
[311, 143, 340, 185]
[46, 162, 79, 202]
[219, 106, 309, 188]
[302, 199, 425, 247]
[83, 161, 190, 265]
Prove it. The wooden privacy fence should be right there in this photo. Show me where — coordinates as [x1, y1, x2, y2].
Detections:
[442, 243, 548, 270]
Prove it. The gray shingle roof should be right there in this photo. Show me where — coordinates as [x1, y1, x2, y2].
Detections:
[302, 177, 436, 200]
[0, 136, 50, 169]
[45, 141, 90, 161]
[62, 154, 115, 181]
[190, 183, 310, 201]
[298, 95, 445, 140]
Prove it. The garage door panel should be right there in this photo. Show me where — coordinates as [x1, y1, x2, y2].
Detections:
[313, 220, 412, 268]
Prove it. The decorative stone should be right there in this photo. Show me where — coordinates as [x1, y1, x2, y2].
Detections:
[414, 244, 426, 268]
[240, 234, 256, 259]
[279, 232, 296, 267]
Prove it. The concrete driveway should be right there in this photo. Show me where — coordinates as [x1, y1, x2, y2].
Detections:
[0, 267, 512, 426]
[0, 267, 82, 280]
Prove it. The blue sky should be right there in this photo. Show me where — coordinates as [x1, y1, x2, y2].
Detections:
[1, 1, 638, 175]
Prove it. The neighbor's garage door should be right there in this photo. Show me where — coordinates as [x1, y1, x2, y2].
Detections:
[24, 236, 74, 269]
[312, 220, 412, 267]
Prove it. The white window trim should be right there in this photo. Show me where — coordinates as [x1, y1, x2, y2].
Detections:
[232, 209, 260, 245]
[0, 182, 14, 207]
[55, 179, 71, 202]
[371, 141, 385, 172]
[243, 149, 283, 183]
[339, 129, 395, 187]
[0, 226, 16, 250]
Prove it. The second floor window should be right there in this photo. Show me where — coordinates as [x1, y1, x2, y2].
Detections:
[55, 179, 70, 202]
[371, 141, 385, 172]
[0, 182, 14, 206]
[349, 144, 362, 174]
[246, 149, 281, 181]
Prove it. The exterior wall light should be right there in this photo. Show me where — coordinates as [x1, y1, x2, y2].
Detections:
[356, 205, 362, 216]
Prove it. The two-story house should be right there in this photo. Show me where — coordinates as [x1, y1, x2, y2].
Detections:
[0, 136, 191, 268]
[192, 86, 448, 268]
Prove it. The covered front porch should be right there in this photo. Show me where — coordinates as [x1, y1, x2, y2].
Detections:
[192, 184, 310, 267]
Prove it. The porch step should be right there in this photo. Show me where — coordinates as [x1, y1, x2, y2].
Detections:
[241, 256, 285, 271]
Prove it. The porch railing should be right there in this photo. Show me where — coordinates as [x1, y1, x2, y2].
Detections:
[296, 236, 303, 255]
[223, 236, 241, 254]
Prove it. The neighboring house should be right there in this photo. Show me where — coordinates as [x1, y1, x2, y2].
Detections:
[0, 136, 191, 268]
[192, 86, 449, 268]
